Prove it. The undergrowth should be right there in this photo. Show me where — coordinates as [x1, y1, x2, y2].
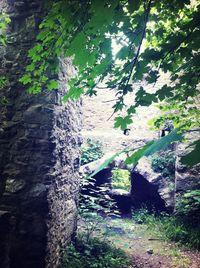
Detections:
[132, 208, 200, 250]
[151, 151, 175, 180]
[81, 139, 103, 165]
[60, 234, 129, 268]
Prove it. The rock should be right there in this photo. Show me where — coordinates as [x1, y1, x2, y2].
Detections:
[0, 1, 82, 267]
[5, 179, 26, 193]
[80, 152, 116, 175]
[146, 249, 154, 255]
[175, 130, 200, 202]
[134, 156, 175, 211]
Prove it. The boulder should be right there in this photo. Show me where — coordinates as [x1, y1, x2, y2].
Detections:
[134, 156, 175, 211]
[175, 129, 200, 195]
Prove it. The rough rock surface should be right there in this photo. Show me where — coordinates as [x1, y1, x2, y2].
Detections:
[175, 129, 200, 199]
[135, 157, 175, 211]
[0, 1, 82, 267]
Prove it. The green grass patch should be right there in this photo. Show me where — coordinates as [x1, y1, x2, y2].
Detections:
[60, 235, 129, 268]
[132, 209, 200, 250]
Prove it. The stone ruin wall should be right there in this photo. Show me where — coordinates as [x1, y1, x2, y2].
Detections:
[0, 1, 82, 267]
[175, 129, 200, 204]
[83, 79, 200, 213]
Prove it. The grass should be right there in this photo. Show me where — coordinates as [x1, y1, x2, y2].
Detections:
[60, 234, 129, 268]
[132, 209, 200, 250]
[66, 210, 199, 268]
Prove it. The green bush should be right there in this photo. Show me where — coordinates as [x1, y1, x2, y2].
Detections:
[61, 235, 129, 268]
[132, 208, 156, 226]
[81, 139, 104, 165]
[132, 208, 200, 249]
[175, 190, 200, 227]
[80, 176, 119, 217]
[151, 152, 176, 179]
[111, 168, 131, 191]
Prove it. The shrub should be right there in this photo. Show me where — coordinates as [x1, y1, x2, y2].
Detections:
[175, 190, 200, 227]
[80, 176, 119, 216]
[81, 139, 104, 165]
[151, 152, 176, 179]
[61, 235, 129, 268]
[132, 208, 200, 250]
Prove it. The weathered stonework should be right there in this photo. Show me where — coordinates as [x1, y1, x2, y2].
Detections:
[135, 156, 175, 212]
[175, 130, 200, 199]
[0, 1, 82, 267]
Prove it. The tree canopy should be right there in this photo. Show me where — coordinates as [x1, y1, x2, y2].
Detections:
[6, 0, 200, 166]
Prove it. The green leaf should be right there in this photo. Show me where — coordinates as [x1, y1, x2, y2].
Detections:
[125, 141, 154, 165]
[127, 105, 136, 115]
[156, 85, 174, 101]
[116, 46, 129, 60]
[114, 115, 133, 130]
[47, 79, 58, 90]
[181, 140, 200, 167]
[146, 70, 159, 84]
[19, 74, 32, 85]
[63, 87, 84, 101]
[135, 87, 157, 106]
[90, 149, 127, 178]
[125, 128, 183, 164]
[144, 128, 183, 156]
[127, 0, 141, 14]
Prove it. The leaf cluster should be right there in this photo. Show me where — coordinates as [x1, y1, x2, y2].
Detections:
[81, 139, 104, 165]
[0, 13, 10, 46]
[151, 152, 176, 179]
[176, 190, 200, 227]
[19, 0, 200, 166]
[0, 13, 10, 105]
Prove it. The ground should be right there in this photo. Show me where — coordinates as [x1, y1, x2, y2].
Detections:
[79, 217, 200, 268]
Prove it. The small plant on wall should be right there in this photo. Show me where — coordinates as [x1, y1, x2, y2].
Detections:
[81, 139, 104, 165]
[151, 151, 176, 180]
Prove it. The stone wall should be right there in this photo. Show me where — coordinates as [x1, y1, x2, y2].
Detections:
[0, 1, 82, 267]
[175, 130, 200, 199]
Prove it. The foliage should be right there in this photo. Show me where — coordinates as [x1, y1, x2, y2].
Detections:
[0, 13, 10, 45]
[175, 190, 200, 227]
[132, 208, 200, 250]
[19, 0, 200, 166]
[80, 176, 119, 213]
[60, 235, 129, 268]
[132, 208, 152, 224]
[79, 175, 120, 239]
[0, 13, 10, 91]
[81, 139, 104, 165]
[181, 140, 200, 167]
[151, 152, 176, 179]
[91, 128, 182, 177]
[0, 77, 7, 90]
[111, 168, 131, 191]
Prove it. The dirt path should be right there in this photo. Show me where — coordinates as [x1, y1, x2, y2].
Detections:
[99, 218, 200, 268]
